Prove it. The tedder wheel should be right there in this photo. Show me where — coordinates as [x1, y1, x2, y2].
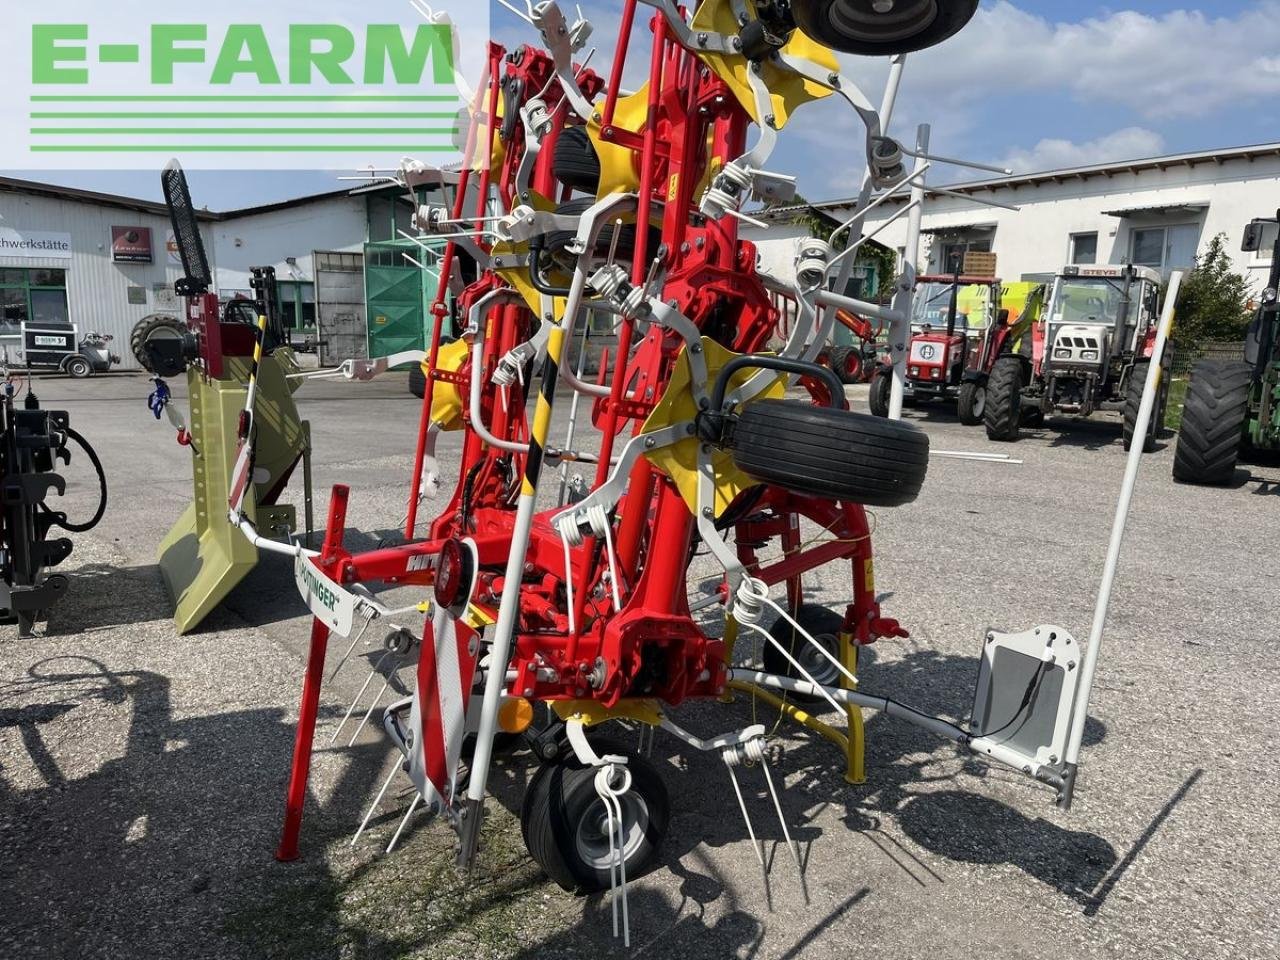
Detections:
[552, 125, 602, 194]
[790, 0, 981, 57]
[984, 355, 1024, 442]
[409, 362, 427, 399]
[868, 369, 892, 417]
[65, 356, 92, 379]
[956, 380, 985, 425]
[521, 741, 669, 893]
[762, 603, 846, 706]
[130, 314, 184, 373]
[544, 199, 661, 271]
[731, 399, 929, 507]
[1122, 360, 1169, 453]
[1172, 360, 1253, 486]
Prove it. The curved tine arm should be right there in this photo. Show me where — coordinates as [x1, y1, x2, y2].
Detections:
[737, 69, 781, 171]
[513, 103, 547, 199]
[695, 453, 748, 599]
[549, 295, 612, 398]
[532, 1, 597, 122]
[415, 10, 476, 105]
[467, 289, 536, 455]
[775, 53, 884, 182]
[550, 422, 690, 528]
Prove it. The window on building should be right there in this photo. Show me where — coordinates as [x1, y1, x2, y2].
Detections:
[0, 268, 69, 336]
[1251, 221, 1279, 261]
[938, 237, 992, 273]
[1130, 224, 1199, 272]
[1069, 232, 1098, 265]
[275, 280, 317, 332]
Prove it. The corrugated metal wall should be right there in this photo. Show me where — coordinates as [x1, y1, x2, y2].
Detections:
[0, 190, 213, 370]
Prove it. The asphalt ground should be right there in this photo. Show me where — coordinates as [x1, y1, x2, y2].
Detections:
[1, 370, 1278, 960]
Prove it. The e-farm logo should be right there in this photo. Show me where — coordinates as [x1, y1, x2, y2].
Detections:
[4, 3, 482, 169]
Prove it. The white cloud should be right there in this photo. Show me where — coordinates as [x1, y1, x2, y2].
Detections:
[998, 126, 1167, 175]
[840, 1, 1280, 121]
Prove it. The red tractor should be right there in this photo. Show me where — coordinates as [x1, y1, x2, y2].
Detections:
[869, 274, 1009, 423]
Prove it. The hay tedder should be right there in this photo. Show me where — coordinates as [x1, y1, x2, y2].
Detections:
[199, 1, 1179, 941]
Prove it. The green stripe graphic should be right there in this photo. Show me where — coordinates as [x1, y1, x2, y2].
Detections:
[30, 95, 460, 102]
[31, 144, 457, 153]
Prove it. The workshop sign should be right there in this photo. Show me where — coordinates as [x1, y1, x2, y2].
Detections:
[0, 227, 73, 260]
[0, 1, 486, 170]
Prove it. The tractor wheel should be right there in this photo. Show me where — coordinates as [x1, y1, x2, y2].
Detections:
[521, 741, 669, 893]
[1172, 360, 1252, 486]
[731, 399, 929, 507]
[761, 603, 846, 706]
[868, 369, 892, 418]
[544, 198, 660, 272]
[409, 363, 427, 399]
[65, 356, 92, 379]
[956, 380, 986, 426]
[553, 125, 602, 194]
[832, 346, 864, 385]
[1122, 360, 1169, 453]
[984, 355, 1024, 442]
[130, 314, 184, 372]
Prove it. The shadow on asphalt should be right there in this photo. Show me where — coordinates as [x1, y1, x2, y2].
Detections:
[0, 632, 1204, 959]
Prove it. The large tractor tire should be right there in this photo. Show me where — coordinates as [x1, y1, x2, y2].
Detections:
[1172, 360, 1252, 486]
[521, 741, 669, 893]
[956, 380, 986, 426]
[1122, 360, 1170, 453]
[762, 603, 846, 706]
[731, 399, 929, 507]
[408, 363, 427, 399]
[984, 355, 1024, 442]
[790, 0, 980, 57]
[130, 314, 184, 372]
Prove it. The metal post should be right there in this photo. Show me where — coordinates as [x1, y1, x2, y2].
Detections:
[888, 124, 929, 420]
[1058, 271, 1184, 809]
[277, 483, 350, 860]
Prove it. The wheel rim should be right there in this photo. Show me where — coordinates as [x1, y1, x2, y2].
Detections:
[574, 792, 651, 870]
[845, 353, 862, 380]
[971, 385, 986, 418]
[791, 629, 841, 687]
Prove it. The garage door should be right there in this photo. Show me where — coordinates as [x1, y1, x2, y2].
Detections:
[315, 251, 365, 367]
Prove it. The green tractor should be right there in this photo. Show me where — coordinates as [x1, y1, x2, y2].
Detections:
[1173, 214, 1280, 485]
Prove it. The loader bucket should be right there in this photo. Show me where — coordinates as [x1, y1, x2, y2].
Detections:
[158, 353, 308, 634]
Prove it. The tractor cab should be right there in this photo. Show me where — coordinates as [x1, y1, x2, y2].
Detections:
[905, 275, 999, 394]
[1042, 264, 1162, 383]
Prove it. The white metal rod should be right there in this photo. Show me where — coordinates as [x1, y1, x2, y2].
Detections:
[889, 124, 929, 420]
[1059, 270, 1184, 803]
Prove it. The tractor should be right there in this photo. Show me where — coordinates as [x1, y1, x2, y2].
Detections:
[1174, 214, 1280, 484]
[984, 264, 1169, 451]
[869, 273, 1008, 424]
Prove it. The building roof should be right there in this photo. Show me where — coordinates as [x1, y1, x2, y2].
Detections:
[0, 175, 356, 222]
[756, 141, 1280, 221]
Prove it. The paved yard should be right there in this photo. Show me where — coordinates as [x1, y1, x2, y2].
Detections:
[1, 371, 1277, 959]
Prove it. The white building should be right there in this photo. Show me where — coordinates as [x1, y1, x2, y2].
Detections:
[747, 141, 1280, 288]
[0, 177, 367, 369]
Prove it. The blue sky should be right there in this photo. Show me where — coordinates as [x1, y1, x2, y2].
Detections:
[10, 1, 1280, 205]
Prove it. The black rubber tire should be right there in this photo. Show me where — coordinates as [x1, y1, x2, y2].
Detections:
[65, 356, 92, 379]
[761, 603, 847, 706]
[553, 125, 602, 195]
[868, 369, 891, 418]
[956, 380, 985, 426]
[731, 399, 929, 506]
[1122, 360, 1169, 453]
[831, 346, 863, 385]
[790, 0, 980, 57]
[130, 314, 184, 372]
[409, 363, 426, 399]
[543, 198, 660, 271]
[521, 740, 669, 893]
[984, 355, 1024, 442]
[1172, 360, 1252, 486]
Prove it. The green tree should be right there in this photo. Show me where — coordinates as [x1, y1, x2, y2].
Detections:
[1173, 233, 1253, 347]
